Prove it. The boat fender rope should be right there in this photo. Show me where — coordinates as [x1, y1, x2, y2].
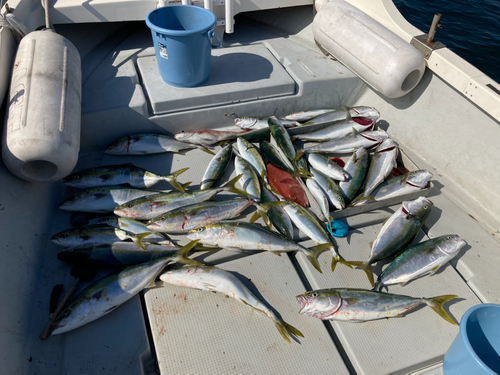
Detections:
[0, 11, 28, 43]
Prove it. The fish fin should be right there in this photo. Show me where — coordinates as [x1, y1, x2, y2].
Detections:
[175, 240, 204, 266]
[249, 211, 260, 223]
[274, 319, 304, 343]
[294, 150, 304, 162]
[424, 295, 459, 325]
[180, 181, 192, 190]
[303, 243, 331, 273]
[351, 127, 359, 137]
[351, 151, 357, 163]
[223, 174, 248, 196]
[165, 167, 190, 192]
[429, 266, 441, 276]
[93, 193, 109, 200]
[372, 280, 383, 292]
[381, 217, 389, 227]
[200, 147, 216, 155]
[342, 260, 374, 287]
[369, 241, 374, 249]
[342, 105, 352, 120]
[293, 168, 312, 179]
[132, 232, 150, 251]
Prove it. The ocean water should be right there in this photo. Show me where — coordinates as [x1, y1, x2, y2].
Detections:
[393, 0, 500, 83]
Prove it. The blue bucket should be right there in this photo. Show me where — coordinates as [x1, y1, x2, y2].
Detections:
[146, 5, 221, 87]
[443, 303, 500, 374]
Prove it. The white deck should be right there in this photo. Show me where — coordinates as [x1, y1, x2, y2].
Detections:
[1, 4, 499, 375]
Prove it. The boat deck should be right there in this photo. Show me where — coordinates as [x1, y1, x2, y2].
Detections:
[2, 5, 499, 375]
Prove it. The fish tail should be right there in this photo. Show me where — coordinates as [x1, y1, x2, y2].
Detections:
[273, 318, 304, 343]
[252, 202, 284, 230]
[341, 260, 374, 288]
[200, 147, 216, 155]
[165, 167, 190, 191]
[132, 232, 151, 251]
[292, 168, 312, 179]
[424, 295, 459, 325]
[175, 239, 204, 266]
[303, 243, 331, 274]
[372, 278, 383, 292]
[223, 174, 248, 196]
[180, 181, 192, 190]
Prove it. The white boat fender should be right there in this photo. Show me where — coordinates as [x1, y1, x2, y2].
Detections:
[313, 0, 425, 98]
[1, 29, 82, 182]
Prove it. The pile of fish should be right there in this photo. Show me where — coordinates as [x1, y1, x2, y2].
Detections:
[42, 105, 464, 344]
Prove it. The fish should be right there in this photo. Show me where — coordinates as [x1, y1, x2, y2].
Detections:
[146, 198, 254, 233]
[160, 265, 304, 343]
[235, 116, 300, 130]
[113, 175, 245, 220]
[200, 144, 232, 190]
[49, 240, 200, 335]
[57, 240, 205, 267]
[235, 156, 262, 202]
[293, 117, 375, 142]
[309, 167, 345, 211]
[353, 169, 433, 205]
[283, 109, 337, 122]
[348, 197, 434, 287]
[302, 130, 388, 154]
[186, 221, 331, 272]
[260, 140, 295, 176]
[362, 138, 399, 197]
[374, 235, 466, 291]
[296, 288, 457, 324]
[63, 164, 189, 191]
[260, 186, 294, 239]
[305, 153, 349, 181]
[96, 217, 174, 245]
[104, 133, 214, 155]
[280, 201, 352, 275]
[267, 163, 310, 207]
[51, 225, 150, 250]
[237, 137, 268, 183]
[59, 186, 177, 213]
[306, 178, 330, 219]
[294, 106, 380, 124]
[339, 148, 370, 204]
[268, 117, 296, 163]
[174, 129, 249, 147]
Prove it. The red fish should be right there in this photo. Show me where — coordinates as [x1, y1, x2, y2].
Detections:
[267, 163, 310, 207]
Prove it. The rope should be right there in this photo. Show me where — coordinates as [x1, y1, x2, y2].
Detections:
[0, 10, 28, 42]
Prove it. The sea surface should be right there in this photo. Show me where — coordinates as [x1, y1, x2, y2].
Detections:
[393, 0, 500, 83]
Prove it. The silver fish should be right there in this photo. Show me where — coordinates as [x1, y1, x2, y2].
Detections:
[339, 148, 370, 203]
[96, 217, 174, 245]
[305, 153, 349, 181]
[293, 117, 374, 142]
[160, 265, 304, 343]
[186, 221, 331, 273]
[50, 241, 200, 335]
[296, 288, 457, 324]
[306, 179, 330, 220]
[310, 167, 345, 210]
[113, 175, 245, 220]
[59, 186, 171, 213]
[51, 225, 150, 250]
[104, 133, 212, 155]
[283, 109, 337, 122]
[237, 137, 268, 183]
[260, 186, 294, 240]
[63, 164, 189, 191]
[268, 116, 296, 163]
[235, 116, 300, 130]
[297, 106, 380, 124]
[146, 198, 253, 233]
[174, 129, 249, 147]
[374, 235, 466, 291]
[200, 144, 232, 190]
[234, 156, 261, 202]
[354, 170, 433, 205]
[363, 138, 399, 197]
[303, 130, 388, 154]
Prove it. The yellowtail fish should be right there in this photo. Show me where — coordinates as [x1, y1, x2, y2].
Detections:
[63, 163, 189, 191]
[362, 138, 399, 197]
[96, 217, 174, 245]
[49, 241, 200, 335]
[297, 288, 457, 324]
[160, 265, 304, 343]
[174, 129, 249, 148]
[293, 117, 374, 142]
[302, 130, 388, 154]
[200, 144, 232, 190]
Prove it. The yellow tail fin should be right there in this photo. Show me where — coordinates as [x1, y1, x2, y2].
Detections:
[274, 319, 304, 343]
[175, 239, 204, 266]
[166, 167, 190, 191]
[132, 232, 151, 251]
[342, 260, 374, 287]
[425, 295, 458, 325]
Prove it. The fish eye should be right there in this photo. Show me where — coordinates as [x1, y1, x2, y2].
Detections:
[160, 216, 165, 221]
[423, 205, 428, 209]
[60, 234, 67, 239]
[312, 292, 318, 297]
[75, 175, 80, 180]
[197, 226, 205, 232]
[127, 204, 133, 208]
[447, 236, 452, 239]
[61, 310, 70, 319]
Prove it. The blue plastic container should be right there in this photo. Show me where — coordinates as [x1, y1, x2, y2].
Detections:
[443, 303, 500, 374]
[146, 5, 221, 87]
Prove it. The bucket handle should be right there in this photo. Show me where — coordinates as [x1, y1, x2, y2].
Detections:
[207, 29, 222, 48]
